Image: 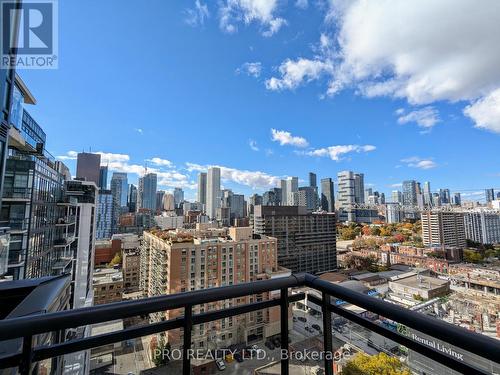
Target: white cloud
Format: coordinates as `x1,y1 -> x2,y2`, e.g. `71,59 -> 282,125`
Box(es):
266,0 -> 500,133
303,144 -> 376,161
265,58 -> 332,91
295,0 -> 308,9
401,157 -> 437,170
57,151 -> 78,160
96,152 -> 130,164
148,157 -> 173,167
134,128 -> 144,134
184,0 -> 210,27
248,139 -> 259,151
397,107 -> 440,129
237,62 -> 262,78
463,88 -> 500,133
270,128 -> 309,148
185,162 -> 281,189
219,0 -> 286,36
390,183 -> 403,188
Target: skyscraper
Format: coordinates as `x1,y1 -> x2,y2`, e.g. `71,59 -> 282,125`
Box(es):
298,186 -> 317,211
485,188 -> 495,203
423,181 -> 432,206
99,165 -> 108,189
128,184 -> 137,212
197,172 -> 207,205
173,187 -> 184,208
206,167 -> 221,219
439,189 -> 451,205
321,178 -> 335,212
337,171 -> 365,208
76,152 -> 101,185
97,190 -> 113,239
280,179 -> 287,206
391,190 -> 403,204
138,173 -> 157,211
402,180 -> 418,206
110,172 -> 128,233
309,172 -> 317,188
156,190 -> 165,211
286,177 -> 298,205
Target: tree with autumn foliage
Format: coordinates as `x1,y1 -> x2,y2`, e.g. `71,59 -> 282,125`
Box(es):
342,352 -> 411,375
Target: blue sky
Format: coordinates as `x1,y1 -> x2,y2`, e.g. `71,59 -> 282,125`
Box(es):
19,0 -> 500,201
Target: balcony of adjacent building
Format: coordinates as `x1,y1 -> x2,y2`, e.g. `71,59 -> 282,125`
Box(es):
0,273 -> 499,375
1,187 -> 32,202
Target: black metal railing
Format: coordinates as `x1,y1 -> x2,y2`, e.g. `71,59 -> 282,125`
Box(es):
0,273 -> 499,375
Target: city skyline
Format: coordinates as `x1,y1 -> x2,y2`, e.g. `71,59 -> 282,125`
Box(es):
19,1 -> 500,201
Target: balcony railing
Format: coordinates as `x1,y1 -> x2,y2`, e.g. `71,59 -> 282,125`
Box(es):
0,274 -> 499,375
1,187 -> 32,200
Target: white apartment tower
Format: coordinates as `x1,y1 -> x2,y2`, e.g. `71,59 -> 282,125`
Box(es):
206,167 -> 221,219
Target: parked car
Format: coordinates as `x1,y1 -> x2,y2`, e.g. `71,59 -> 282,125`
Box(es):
215,359 -> 226,371
265,340 -> 275,350
298,317 -> 307,323
293,317 -> 297,322
311,324 -> 321,331
251,344 -> 258,351
234,352 -> 243,363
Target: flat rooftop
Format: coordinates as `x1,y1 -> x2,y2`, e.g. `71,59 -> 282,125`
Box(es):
391,274 -> 448,289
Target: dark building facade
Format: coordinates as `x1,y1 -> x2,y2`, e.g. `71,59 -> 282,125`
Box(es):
253,205 -> 337,274
321,178 -> 335,212
76,152 -> 101,185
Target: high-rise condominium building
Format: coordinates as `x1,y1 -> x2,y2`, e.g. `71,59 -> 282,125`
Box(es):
141,226 -> 290,350
254,205 -> 337,274
0,82 -> 77,279
65,180 -> 97,309
110,172 -> 128,233
320,178 -> 335,212
337,171 -> 364,208
403,180 -> 418,206
96,190 -> 113,240
128,184 -> 137,212
386,203 -> 402,223
452,193 -> 462,206
76,152 -> 101,185
485,188 -> 495,203
206,167 -> 221,219
162,193 -> 175,211
99,165 -> 108,189
138,173 -> 157,211
156,190 -> 165,211
423,181 -> 432,206
280,179 -> 287,206
298,186 -> 317,211
309,172 -> 317,188
286,177 -> 299,205
392,190 -> 403,204
262,188 -> 281,206
174,187 -> 184,208
197,172 -> 207,206
464,211 -> 500,245
439,189 -> 451,205
421,210 -> 466,248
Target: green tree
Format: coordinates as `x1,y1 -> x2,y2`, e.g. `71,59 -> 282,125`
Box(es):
340,227 -> 358,240
108,252 -> 122,267
342,352 -> 411,375
463,249 -> 484,263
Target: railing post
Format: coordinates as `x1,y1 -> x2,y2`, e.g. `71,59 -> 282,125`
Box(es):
19,335 -> 33,375
322,292 -> 334,375
182,305 -> 192,375
280,287 -> 289,375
